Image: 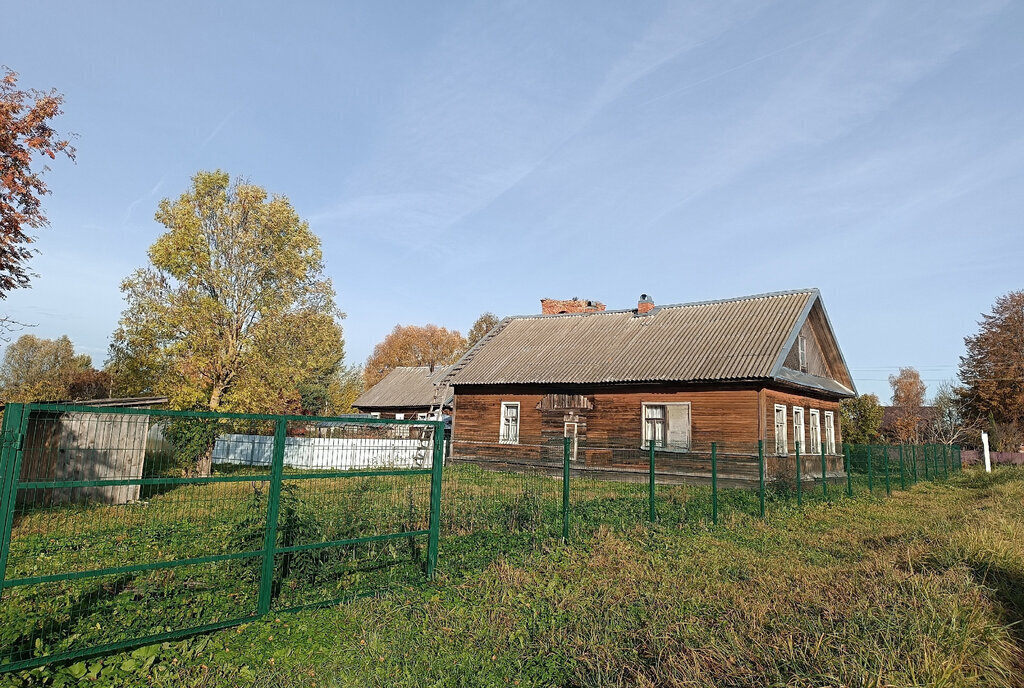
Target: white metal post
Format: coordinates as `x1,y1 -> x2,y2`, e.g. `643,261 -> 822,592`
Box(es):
982,431 -> 992,473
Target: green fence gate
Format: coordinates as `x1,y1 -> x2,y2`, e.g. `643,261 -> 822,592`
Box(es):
0,403 -> 444,672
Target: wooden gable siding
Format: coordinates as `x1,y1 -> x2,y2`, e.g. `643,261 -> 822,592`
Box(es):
782,318 -> 831,379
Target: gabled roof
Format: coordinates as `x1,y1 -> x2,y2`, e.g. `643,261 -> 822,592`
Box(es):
444,289 -> 855,397
354,366 -> 454,409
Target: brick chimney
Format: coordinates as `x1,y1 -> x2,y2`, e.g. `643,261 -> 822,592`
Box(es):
540,297 -> 606,315
637,294 -> 655,315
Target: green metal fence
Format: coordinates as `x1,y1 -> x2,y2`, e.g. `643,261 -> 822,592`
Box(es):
0,406 -> 967,672
0,403 -> 444,673
441,434 -> 964,570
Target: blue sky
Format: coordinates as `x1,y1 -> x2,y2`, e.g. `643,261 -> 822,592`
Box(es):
2,1 -> 1022,401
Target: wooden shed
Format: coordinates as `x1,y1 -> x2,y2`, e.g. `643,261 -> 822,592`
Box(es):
16,397 -> 167,506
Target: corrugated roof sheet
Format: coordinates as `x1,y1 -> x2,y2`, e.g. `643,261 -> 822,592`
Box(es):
354,366 -> 453,409
449,290 -> 818,386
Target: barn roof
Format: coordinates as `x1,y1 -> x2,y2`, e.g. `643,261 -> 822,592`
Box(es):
444,289 -> 854,396
354,366 -> 454,409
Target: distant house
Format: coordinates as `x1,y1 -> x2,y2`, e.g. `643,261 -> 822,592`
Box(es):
353,366 -> 453,420
443,290 -> 856,479
880,405 -> 937,443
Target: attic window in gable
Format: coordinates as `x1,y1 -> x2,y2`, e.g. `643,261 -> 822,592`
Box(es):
798,335 -> 808,373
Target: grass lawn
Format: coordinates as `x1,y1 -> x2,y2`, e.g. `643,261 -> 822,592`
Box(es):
3,466 -> 1023,687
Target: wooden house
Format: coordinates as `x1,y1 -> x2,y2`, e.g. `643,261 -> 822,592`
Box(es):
442,290 -> 855,482
353,365 -> 453,420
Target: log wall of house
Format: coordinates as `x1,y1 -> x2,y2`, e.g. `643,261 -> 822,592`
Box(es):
453,383 -> 847,477
761,389 -> 844,477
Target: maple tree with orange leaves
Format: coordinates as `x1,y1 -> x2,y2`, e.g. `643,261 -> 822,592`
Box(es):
364,324 -> 467,388
0,67 -> 75,298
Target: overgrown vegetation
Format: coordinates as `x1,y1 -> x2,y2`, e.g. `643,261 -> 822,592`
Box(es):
3,466 -> 1024,686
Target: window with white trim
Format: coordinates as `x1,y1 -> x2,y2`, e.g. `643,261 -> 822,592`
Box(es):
499,402 -> 520,444
774,404 -> 788,455
642,402 -> 690,451
369,412 -> 381,419
824,411 -> 836,454
798,335 -> 808,373
792,407 -> 805,454
808,409 -> 821,454
394,413 -> 405,420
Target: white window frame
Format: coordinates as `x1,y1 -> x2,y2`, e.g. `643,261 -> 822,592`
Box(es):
808,409 -> 821,454
824,411 -> 836,454
394,413 -> 405,420
369,412 -> 381,419
792,406 -> 805,455
642,403 -> 666,450
641,402 -> 691,452
774,404 -> 788,455
798,335 -> 808,373
499,401 -> 520,444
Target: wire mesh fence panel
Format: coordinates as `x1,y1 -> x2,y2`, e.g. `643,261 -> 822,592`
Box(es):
567,440 -> 648,540
0,404 -> 443,673
267,419 -> 438,612
0,406 -> 273,671
440,436 -> 564,574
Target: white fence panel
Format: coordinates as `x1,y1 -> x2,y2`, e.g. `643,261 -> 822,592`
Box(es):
212,434 -> 430,470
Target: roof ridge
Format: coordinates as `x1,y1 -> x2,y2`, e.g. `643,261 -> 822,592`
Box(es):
502,288 -> 819,322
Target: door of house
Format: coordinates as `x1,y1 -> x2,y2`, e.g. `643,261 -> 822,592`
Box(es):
564,422 -> 578,462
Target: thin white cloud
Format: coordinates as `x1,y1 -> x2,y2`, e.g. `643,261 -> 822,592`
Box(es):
120,176 -> 165,226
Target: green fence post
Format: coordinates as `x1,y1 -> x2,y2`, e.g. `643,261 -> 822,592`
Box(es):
844,445 -> 853,497
796,441 -> 802,507
923,444 -> 929,480
0,403 -> 27,592
257,417 -> 287,616
943,444 -> 949,478
957,445 -> 962,472
711,442 -> 718,525
934,444 -> 940,480
867,445 -> 873,493
884,446 -> 891,496
912,444 -> 918,484
562,436 -> 570,542
426,420 -> 445,579
648,438 -> 656,523
758,440 -> 766,519
899,445 -> 906,490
